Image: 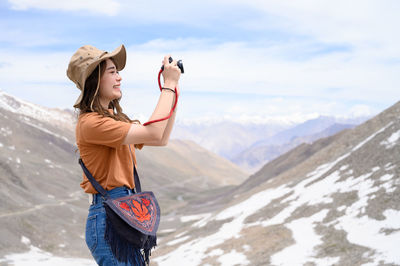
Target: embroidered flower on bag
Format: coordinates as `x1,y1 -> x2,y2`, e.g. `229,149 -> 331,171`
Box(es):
142,198 -> 150,206
120,202 -> 130,211
131,199 -> 151,222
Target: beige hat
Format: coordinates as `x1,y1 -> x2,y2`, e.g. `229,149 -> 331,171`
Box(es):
67,44 -> 126,106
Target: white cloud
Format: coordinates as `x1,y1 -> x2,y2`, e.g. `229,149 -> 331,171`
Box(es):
349,104 -> 374,118
220,0 -> 400,45
1,0 -> 399,122
8,0 -> 120,16
0,34 -> 394,122
123,38 -> 400,102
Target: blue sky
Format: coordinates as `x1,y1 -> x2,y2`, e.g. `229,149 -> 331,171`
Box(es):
0,0 -> 399,124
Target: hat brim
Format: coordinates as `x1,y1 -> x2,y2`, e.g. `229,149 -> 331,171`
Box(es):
74,44 -> 126,107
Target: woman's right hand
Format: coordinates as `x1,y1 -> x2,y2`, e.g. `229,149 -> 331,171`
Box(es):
162,55 -> 181,89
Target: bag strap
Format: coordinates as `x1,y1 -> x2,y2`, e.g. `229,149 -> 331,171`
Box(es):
78,158 -> 109,198
133,163 -> 142,193
130,145 -> 142,193
78,146 -> 142,196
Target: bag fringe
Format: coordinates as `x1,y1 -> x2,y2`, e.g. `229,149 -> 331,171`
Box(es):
105,217 -> 157,265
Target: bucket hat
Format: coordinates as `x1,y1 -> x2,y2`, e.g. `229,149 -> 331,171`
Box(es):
67,44 -> 126,107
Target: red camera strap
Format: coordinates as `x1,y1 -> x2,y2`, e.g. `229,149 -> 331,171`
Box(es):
142,69 -> 178,126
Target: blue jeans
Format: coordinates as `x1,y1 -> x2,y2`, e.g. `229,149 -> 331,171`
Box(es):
86,187 -> 145,266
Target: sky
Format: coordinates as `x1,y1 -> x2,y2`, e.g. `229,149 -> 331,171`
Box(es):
0,0 -> 399,124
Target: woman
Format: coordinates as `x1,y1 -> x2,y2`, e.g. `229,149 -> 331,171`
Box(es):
67,44 -> 181,265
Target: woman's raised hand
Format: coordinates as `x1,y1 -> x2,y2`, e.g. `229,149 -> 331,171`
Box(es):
162,55 -> 181,89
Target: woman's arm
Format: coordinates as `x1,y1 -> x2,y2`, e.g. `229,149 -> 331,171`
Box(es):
122,55 -> 180,145
143,106 -> 177,146
143,84 -> 179,146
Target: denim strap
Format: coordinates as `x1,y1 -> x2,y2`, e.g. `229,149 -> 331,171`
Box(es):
78,156 -> 142,197
129,145 -> 142,193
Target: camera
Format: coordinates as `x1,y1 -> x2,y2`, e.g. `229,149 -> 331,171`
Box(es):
161,57 -> 184,74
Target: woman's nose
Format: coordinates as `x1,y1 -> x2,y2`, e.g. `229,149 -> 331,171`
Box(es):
117,73 -> 122,81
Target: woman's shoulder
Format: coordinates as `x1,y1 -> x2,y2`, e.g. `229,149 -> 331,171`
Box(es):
78,112 -> 107,123
76,112 -> 107,131
77,112 -> 131,132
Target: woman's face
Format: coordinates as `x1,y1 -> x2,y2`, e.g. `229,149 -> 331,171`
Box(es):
99,58 -> 122,108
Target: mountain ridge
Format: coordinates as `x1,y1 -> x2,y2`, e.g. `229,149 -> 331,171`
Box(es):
152,100 -> 400,265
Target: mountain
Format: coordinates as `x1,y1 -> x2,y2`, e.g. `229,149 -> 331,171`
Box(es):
0,91 -> 247,261
0,99 -> 84,259
233,123 -> 355,173
171,121 -> 290,160
151,101 -> 400,265
0,90 -> 75,132
172,115 -> 365,174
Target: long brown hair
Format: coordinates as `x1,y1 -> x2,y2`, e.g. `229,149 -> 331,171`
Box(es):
74,59 -> 139,124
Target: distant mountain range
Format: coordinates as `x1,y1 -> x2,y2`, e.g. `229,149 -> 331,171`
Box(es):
152,101 -> 400,265
171,120 -> 289,160
173,114 -> 368,173
233,122 -> 357,173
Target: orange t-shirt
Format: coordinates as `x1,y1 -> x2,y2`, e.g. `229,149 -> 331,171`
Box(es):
76,111 -> 137,194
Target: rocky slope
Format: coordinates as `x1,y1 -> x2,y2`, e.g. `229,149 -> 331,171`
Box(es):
152,101 -> 400,265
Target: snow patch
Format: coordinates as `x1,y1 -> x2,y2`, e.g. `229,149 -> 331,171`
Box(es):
167,236 -> 190,246
352,122 -> 393,152
0,245 -> 95,266
372,166 -> 380,172
208,248 -> 224,257
21,236 -> 31,245
1,126 -> 12,136
180,213 -> 211,223
159,229 -> 175,234
380,179 -> 396,194
384,162 -> 394,170
217,249 -> 249,266
335,209 -> 400,264
191,213 -> 213,228
242,244 -> 251,252
271,210 -> 339,266
380,174 -> 394,182
175,231 -> 187,238
380,130 -> 400,149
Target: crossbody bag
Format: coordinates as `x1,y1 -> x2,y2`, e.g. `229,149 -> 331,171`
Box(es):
78,158 -> 160,265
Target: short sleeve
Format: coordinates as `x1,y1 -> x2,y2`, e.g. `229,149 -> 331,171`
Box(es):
78,113 -> 131,148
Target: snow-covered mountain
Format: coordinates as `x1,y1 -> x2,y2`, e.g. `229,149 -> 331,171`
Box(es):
0,89 -> 76,132
171,120 -> 289,160
152,101 -> 400,265
234,123 -> 356,173
172,114 -> 364,173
